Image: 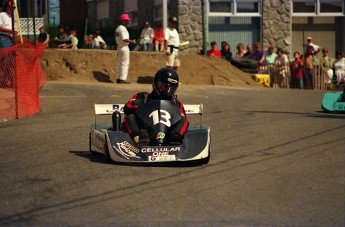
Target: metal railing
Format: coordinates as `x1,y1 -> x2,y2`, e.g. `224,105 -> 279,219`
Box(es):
261,63 -> 331,90
19,18 -> 44,35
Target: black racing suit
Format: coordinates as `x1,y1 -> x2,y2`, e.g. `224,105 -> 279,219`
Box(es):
123,91 -> 189,145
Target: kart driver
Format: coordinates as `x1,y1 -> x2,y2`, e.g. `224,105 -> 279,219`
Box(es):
123,67 -> 189,145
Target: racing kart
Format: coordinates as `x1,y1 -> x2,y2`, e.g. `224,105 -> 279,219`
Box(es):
89,100 -> 210,164
321,87 -> 345,113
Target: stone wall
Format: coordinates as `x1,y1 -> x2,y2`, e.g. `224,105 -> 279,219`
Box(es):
262,0 -> 292,54
177,0 -> 203,53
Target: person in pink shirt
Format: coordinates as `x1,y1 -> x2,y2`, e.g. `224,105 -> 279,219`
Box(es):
207,41 -> 221,58
154,23 -> 164,52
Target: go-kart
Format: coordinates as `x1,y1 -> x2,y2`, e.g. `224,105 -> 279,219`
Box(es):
89,100 -> 210,164
321,87 -> 345,113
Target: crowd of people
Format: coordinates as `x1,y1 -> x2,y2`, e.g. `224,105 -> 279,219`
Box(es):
204,37 -> 345,90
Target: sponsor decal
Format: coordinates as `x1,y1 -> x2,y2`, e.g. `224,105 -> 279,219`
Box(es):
335,103 -> 345,110
113,141 -> 140,159
167,78 -> 178,84
141,146 -> 180,153
156,132 -> 165,140
148,154 -> 176,161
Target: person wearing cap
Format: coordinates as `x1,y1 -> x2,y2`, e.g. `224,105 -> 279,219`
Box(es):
0,0 -> 17,48
304,36 -> 320,55
164,16 -> 180,71
138,21 -> 154,51
115,13 -> 136,84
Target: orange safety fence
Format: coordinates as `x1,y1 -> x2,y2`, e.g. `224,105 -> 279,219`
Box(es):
0,41 -> 46,120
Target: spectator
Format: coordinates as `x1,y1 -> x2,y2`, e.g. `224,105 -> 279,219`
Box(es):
37,26 -> 49,47
58,28 -> 78,49
304,45 -> 315,89
252,42 -> 265,73
235,43 -> 245,59
0,0 -> 17,48
304,36 -> 320,55
164,16 -> 180,71
274,48 -> 288,88
333,50 -> 345,89
138,21 -> 154,51
243,44 -> 253,59
221,42 -> 232,62
319,48 -> 333,88
290,51 -> 304,89
115,13 -> 136,83
53,26 -> 68,47
207,41 -> 221,58
265,46 -> 277,65
92,29 -> 107,49
154,23 -> 164,52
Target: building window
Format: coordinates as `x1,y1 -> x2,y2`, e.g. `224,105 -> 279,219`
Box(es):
292,0 -> 344,16
124,0 -> 138,26
97,0 -> 109,20
208,0 -> 261,16
320,0 -> 343,13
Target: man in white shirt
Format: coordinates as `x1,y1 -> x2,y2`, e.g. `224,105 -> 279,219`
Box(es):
0,0 -> 16,48
92,29 -> 107,49
164,17 -> 180,71
115,13 -> 136,84
304,36 -> 320,55
139,22 -> 154,51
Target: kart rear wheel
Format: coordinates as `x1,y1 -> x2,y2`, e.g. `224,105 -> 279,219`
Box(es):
89,133 -> 98,155
199,137 -> 211,165
103,141 -> 111,161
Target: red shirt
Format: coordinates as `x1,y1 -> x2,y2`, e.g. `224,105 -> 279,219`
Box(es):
290,58 -> 303,79
207,49 -> 221,58
154,28 -> 164,42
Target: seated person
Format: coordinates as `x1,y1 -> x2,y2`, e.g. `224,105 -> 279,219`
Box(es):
123,67 -> 189,145
207,41 -> 221,58
92,29 -> 107,49
243,44 -> 253,59
138,22 -> 154,51
221,42 -> 232,62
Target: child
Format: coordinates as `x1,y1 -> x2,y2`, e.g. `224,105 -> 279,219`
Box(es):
290,51 -> 304,89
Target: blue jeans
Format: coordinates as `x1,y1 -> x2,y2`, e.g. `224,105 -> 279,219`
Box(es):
0,34 -> 12,48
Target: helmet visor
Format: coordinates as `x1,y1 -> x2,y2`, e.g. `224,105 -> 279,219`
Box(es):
158,81 -> 177,96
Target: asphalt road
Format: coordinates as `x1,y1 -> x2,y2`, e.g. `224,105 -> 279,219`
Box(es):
0,81 -> 344,226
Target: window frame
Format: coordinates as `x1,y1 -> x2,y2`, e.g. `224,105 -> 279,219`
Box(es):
292,0 -> 344,17
207,0 -> 262,17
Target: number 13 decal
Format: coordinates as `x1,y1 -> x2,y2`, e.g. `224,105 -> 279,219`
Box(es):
149,110 -> 171,127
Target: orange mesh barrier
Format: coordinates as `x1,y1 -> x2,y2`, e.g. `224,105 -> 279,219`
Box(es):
0,42 -> 46,120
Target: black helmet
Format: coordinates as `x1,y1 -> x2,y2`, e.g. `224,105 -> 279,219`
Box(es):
153,67 -> 179,98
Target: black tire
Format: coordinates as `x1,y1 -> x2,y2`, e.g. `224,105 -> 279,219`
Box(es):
199,137 -> 211,165
89,133 -> 98,155
240,68 -> 259,74
231,58 -> 258,70
103,140 -> 111,161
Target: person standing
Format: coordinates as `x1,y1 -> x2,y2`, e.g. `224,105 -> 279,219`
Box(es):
290,51 -> 304,89
115,13 -> 136,84
304,36 -> 320,56
333,50 -> 345,89
0,0 -> 16,48
164,17 -> 180,71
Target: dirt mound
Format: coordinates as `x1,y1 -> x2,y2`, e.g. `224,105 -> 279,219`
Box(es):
40,49 -> 259,87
